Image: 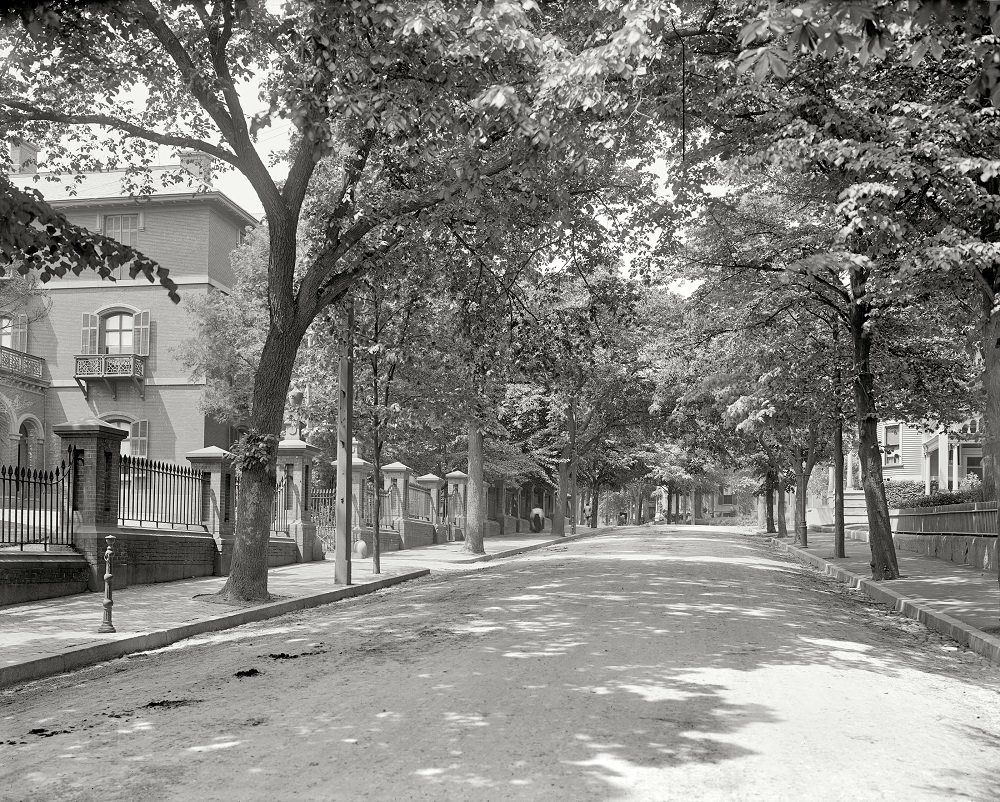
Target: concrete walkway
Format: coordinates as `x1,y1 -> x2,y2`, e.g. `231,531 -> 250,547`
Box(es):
0,527 -> 612,688
764,527 -> 1000,664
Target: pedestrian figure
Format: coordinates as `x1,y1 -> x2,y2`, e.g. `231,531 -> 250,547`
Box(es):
583,502 -> 593,527
618,511 -> 628,525
530,507 -> 544,532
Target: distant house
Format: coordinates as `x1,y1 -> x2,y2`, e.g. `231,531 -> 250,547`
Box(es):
875,418 -> 983,493
3,141 -> 257,467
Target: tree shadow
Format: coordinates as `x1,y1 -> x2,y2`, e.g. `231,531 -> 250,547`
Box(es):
3,529 -> 999,801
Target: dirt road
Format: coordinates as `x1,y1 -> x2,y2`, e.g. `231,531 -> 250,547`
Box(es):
2,527 -> 999,801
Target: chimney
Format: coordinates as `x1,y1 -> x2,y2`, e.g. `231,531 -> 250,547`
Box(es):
9,139 -> 39,174
179,149 -> 214,186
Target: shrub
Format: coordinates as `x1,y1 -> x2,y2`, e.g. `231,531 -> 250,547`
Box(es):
883,481 -> 925,510
911,487 -> 983,508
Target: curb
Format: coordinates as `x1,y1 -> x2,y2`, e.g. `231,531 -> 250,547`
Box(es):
0,568 -> 429,689
453,526 -> 618,564
762,535 -> 1000,665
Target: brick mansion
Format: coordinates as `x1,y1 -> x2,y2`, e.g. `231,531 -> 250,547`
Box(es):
2,141 -> 258,469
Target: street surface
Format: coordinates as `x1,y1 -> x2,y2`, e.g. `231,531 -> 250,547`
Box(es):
2,526 -> 1000,801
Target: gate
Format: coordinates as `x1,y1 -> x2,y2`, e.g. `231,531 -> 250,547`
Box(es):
0,447 -> 76,551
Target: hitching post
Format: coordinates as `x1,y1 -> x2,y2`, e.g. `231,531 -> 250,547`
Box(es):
98,534 -> 116,633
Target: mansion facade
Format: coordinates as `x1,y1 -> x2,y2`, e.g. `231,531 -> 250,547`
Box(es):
2,141 -> 257,468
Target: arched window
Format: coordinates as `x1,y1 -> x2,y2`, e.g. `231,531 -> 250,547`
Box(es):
0,316 -> 11,350
102,313 -> 134,354
80,310 -> 149,356
103,418 -> 149,458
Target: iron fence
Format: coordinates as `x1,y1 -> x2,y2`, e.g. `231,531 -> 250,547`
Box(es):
119,455 -> 207,530
407,485 -> 434,521
0,448 -> 75,550
232,471 -> 291,535
446,491 -> 465,527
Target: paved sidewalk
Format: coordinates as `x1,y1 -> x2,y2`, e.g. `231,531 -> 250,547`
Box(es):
0,527 -> 613,688
762,528 -> 1000,664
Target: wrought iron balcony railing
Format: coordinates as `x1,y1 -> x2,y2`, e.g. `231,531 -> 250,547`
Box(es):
74,354 -> 146,399
0,345 -> 44,382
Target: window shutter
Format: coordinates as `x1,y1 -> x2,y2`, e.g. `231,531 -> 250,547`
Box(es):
81,313 -> 99,354
137,211 -> 145,231
131,420 -> 148,458
12,314 -> 27,352
134,310 -> 150,356
95,214 -> 103,232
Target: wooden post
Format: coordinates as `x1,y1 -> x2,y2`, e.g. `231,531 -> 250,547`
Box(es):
335,303 -> 354,585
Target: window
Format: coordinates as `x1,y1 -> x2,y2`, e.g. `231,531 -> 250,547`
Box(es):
103,214 -> 139,247
883,424 -> 901,466
0,314 -> 27,351
81,311 -> 150,356
105,418 -> 148,458
966,456 -> 983,481
103,313 -> 133,354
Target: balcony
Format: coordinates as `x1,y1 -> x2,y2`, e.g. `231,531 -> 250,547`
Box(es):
0,345 -> 45,386
74,354 -> 146,399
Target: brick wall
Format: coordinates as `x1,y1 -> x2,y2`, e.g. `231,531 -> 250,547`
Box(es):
0,554 -> 90,606
207,208 -> 239,288
267,536 -> 300,567
76,529 -> 217,590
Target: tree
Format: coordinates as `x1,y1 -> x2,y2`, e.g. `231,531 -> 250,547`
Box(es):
2,0 -> 635,600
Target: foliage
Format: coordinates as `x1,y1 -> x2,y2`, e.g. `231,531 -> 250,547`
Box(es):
883,480 -> 927,510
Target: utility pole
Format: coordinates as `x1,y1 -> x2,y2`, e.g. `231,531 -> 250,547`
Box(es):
335,301 -> 354,585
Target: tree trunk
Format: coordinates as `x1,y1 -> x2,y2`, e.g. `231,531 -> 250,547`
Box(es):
464,421 -> 486,554
666,484 -> 673,524
219,324 -> 302,603
792,445 -> 807,546
776,479 -> 788,538
553,444 -> 570,536
834,412 -> 846,558
849,266 -> 900,580
591,484 -> 600,527
372,441 -> 382,575
633,483 -> 643,525
794,461 -> 810,548
765,469 -> 776,533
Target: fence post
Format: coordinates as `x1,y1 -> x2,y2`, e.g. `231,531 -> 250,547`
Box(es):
382,461 -> 412,520
53,419 -> 128,591
278,437 -> 321,562
414,473 -> 446,542
186,446 -> 235,575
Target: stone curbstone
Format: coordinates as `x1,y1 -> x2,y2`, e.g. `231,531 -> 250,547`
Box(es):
762,535 -> 1000,666
0,568 -> 429,689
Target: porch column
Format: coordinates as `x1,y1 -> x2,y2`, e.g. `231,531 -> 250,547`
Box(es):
54,419 -> 127,591
846,451 -> 856,490
278,437 -> 322,562
923,447 -> 932,495
186,446 -> 236,575
952,442 -> 961,490
937,433 -> 951,489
